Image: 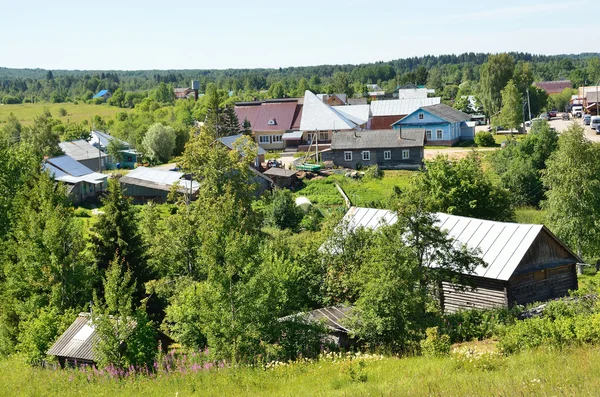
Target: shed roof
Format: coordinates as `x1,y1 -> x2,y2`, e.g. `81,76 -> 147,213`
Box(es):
120,167 -> 199,193
534,80 -> 572,94
282,130 -> 304,140
263,167 -> 298,177
300,90 -> 358,131
218,134 -> 267,155
44,155 -> 107,184
90,131 -> 130,150
337,207 -> 581,281
59,140 -> 107,161
280,306 -> 352,333
419,103 -> 471,123
331,129 -> 424,150
47,313 -> 97,361
370,97 -> 441,117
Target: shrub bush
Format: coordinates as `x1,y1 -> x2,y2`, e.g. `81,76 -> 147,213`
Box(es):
363,165 -> 383,179
58,108 -> 67,117
441,307 -> 519,343
1,95 -> 21,104
420,327 -> 451,356
474,131 -> 495,147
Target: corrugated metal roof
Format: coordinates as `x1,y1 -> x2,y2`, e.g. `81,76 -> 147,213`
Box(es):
331,129 -> 424,150
44,156 -> 108,184
338,207 -> 576,281
282,130 -> 303,140
332,105 -> 371,126
263,167 -> 298,177
235,100 -> 300,132
300,90 -> 358,131
120,167 -> 199,193
218,134 -> 267,155
90,131 -> 130,150
59,140 -> 107,161
370,97 -> 441,117
280,306 -> 352,333
47,313 -> 97,361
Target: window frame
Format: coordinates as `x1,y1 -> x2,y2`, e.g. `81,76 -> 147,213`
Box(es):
384,150 -> 392,160
418,113 -> 424,120
271,134 -> 283,143
436,129 -> 443,139
344,151 -> 353,161
258,135 -> 271,144
319,131 -> 329,141
426,130 -> 432,140
362,151 -> 371,161
402,149 -> 410,159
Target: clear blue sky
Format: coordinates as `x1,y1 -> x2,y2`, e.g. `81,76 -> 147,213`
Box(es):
0,0 -> 594,70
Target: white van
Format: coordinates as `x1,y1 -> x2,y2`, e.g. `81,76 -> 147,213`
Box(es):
591,116 -> 600,130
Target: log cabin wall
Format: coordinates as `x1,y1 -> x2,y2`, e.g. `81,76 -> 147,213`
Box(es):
507,229 -> 578,306
441,276 -> 508,313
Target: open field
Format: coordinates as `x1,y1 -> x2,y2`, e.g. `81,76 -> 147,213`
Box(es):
0,103 -> 122,126
3,346 -> 600,396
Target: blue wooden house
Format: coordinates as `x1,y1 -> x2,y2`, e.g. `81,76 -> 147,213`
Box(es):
392,104 -> 474,146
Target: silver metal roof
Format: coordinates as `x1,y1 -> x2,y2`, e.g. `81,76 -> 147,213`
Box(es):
47,313 -> 97,362
339,207 -> 567,281
332,105 -> 371,126
300,90 -> 358,131
218,134 -> 267,155
44,156 -> 107,184
330,129 -> 424,150
370,97 -> 441,117
59,140 -> 107,161
282,130 -> 304,140
280,306 -> 352,333
120,167 -> 200,193
90,130 -> 130,150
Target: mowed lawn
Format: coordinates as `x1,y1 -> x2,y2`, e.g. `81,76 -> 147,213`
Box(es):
0,103 -> 122,126
3,346 -> 600,396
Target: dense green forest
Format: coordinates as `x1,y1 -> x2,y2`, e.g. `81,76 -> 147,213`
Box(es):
1,52 -> 599,106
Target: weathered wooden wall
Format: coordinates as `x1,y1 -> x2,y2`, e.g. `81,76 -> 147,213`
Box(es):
508,264 -> 577,306
441,276 -> 507,313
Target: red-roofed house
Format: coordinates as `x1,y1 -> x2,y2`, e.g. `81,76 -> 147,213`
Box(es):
235,99 -> 303,150
534,80 -> 572,95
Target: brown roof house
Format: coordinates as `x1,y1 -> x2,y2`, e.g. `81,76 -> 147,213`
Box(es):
534,80 -> 572,95
235,99 -> 303,151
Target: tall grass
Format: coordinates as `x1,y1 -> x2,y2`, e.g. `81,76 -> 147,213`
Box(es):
0,103 -> 123,126
3,346 -> 600,396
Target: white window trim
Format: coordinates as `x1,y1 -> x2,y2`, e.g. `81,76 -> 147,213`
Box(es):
259,135 -> 271,144
436,129 -> 443,139
418,113 -> 424,120
384,150 -> 391,160
344,151 -> 352,161
272,134 -> 283,143
426,130 -> 432,140
362,151 -> 371,161
402,149 -> 410,159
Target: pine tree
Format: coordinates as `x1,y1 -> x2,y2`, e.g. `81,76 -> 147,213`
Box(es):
222,104 -> 241,136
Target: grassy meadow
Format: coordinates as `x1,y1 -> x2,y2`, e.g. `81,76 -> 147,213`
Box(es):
2,346 -> 600,396
0,102 -> 122,126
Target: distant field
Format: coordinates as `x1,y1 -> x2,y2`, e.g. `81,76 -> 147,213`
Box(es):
0,103 -> 122,126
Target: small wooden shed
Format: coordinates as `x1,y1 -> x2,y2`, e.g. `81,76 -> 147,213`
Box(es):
335,207 -> 581,312
263,167 -> 299,188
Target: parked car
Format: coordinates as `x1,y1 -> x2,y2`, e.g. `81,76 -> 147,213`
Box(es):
591,116 -> 600,130
584,114 -> 592,125
539,113 -> 549,121
548,110 -> 557,118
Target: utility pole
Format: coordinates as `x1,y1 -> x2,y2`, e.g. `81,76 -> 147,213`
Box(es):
596,80 -> 599,118
526,88 -> 532,121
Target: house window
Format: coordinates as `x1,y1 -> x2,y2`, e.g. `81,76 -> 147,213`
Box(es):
362,151 -> 371,161
436,129 -> 443,139
272,135 -> 283,143
127,156 -> 132,162
344,151 -> 352,161
259,135 -> 270,144
402,149 -> 410,159
384,150 -> 391,160
319,131 -> 329,141
426,130 -> 432,140
418,113 -> 424,120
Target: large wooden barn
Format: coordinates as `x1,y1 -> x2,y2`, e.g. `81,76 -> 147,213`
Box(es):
336,207 -> 581,312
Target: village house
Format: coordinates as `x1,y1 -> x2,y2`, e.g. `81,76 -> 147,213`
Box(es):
90,130 -> 139,169
392,103 -> 474,146
234,98 -> 303,151
534,80 -> 572,95
330,129 -> 424,170
392,83 -> 435,99
92,90 -> 112,101
316,93 -> 347,106
119,167 -> 200,203
59,139 -> 108,172
217,133 -> 266,169
369,97 -> 441,130
366,84 -> 385,99
43,155 -> 108,204
337,207 -> 580,312
263,167 -> 299,189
